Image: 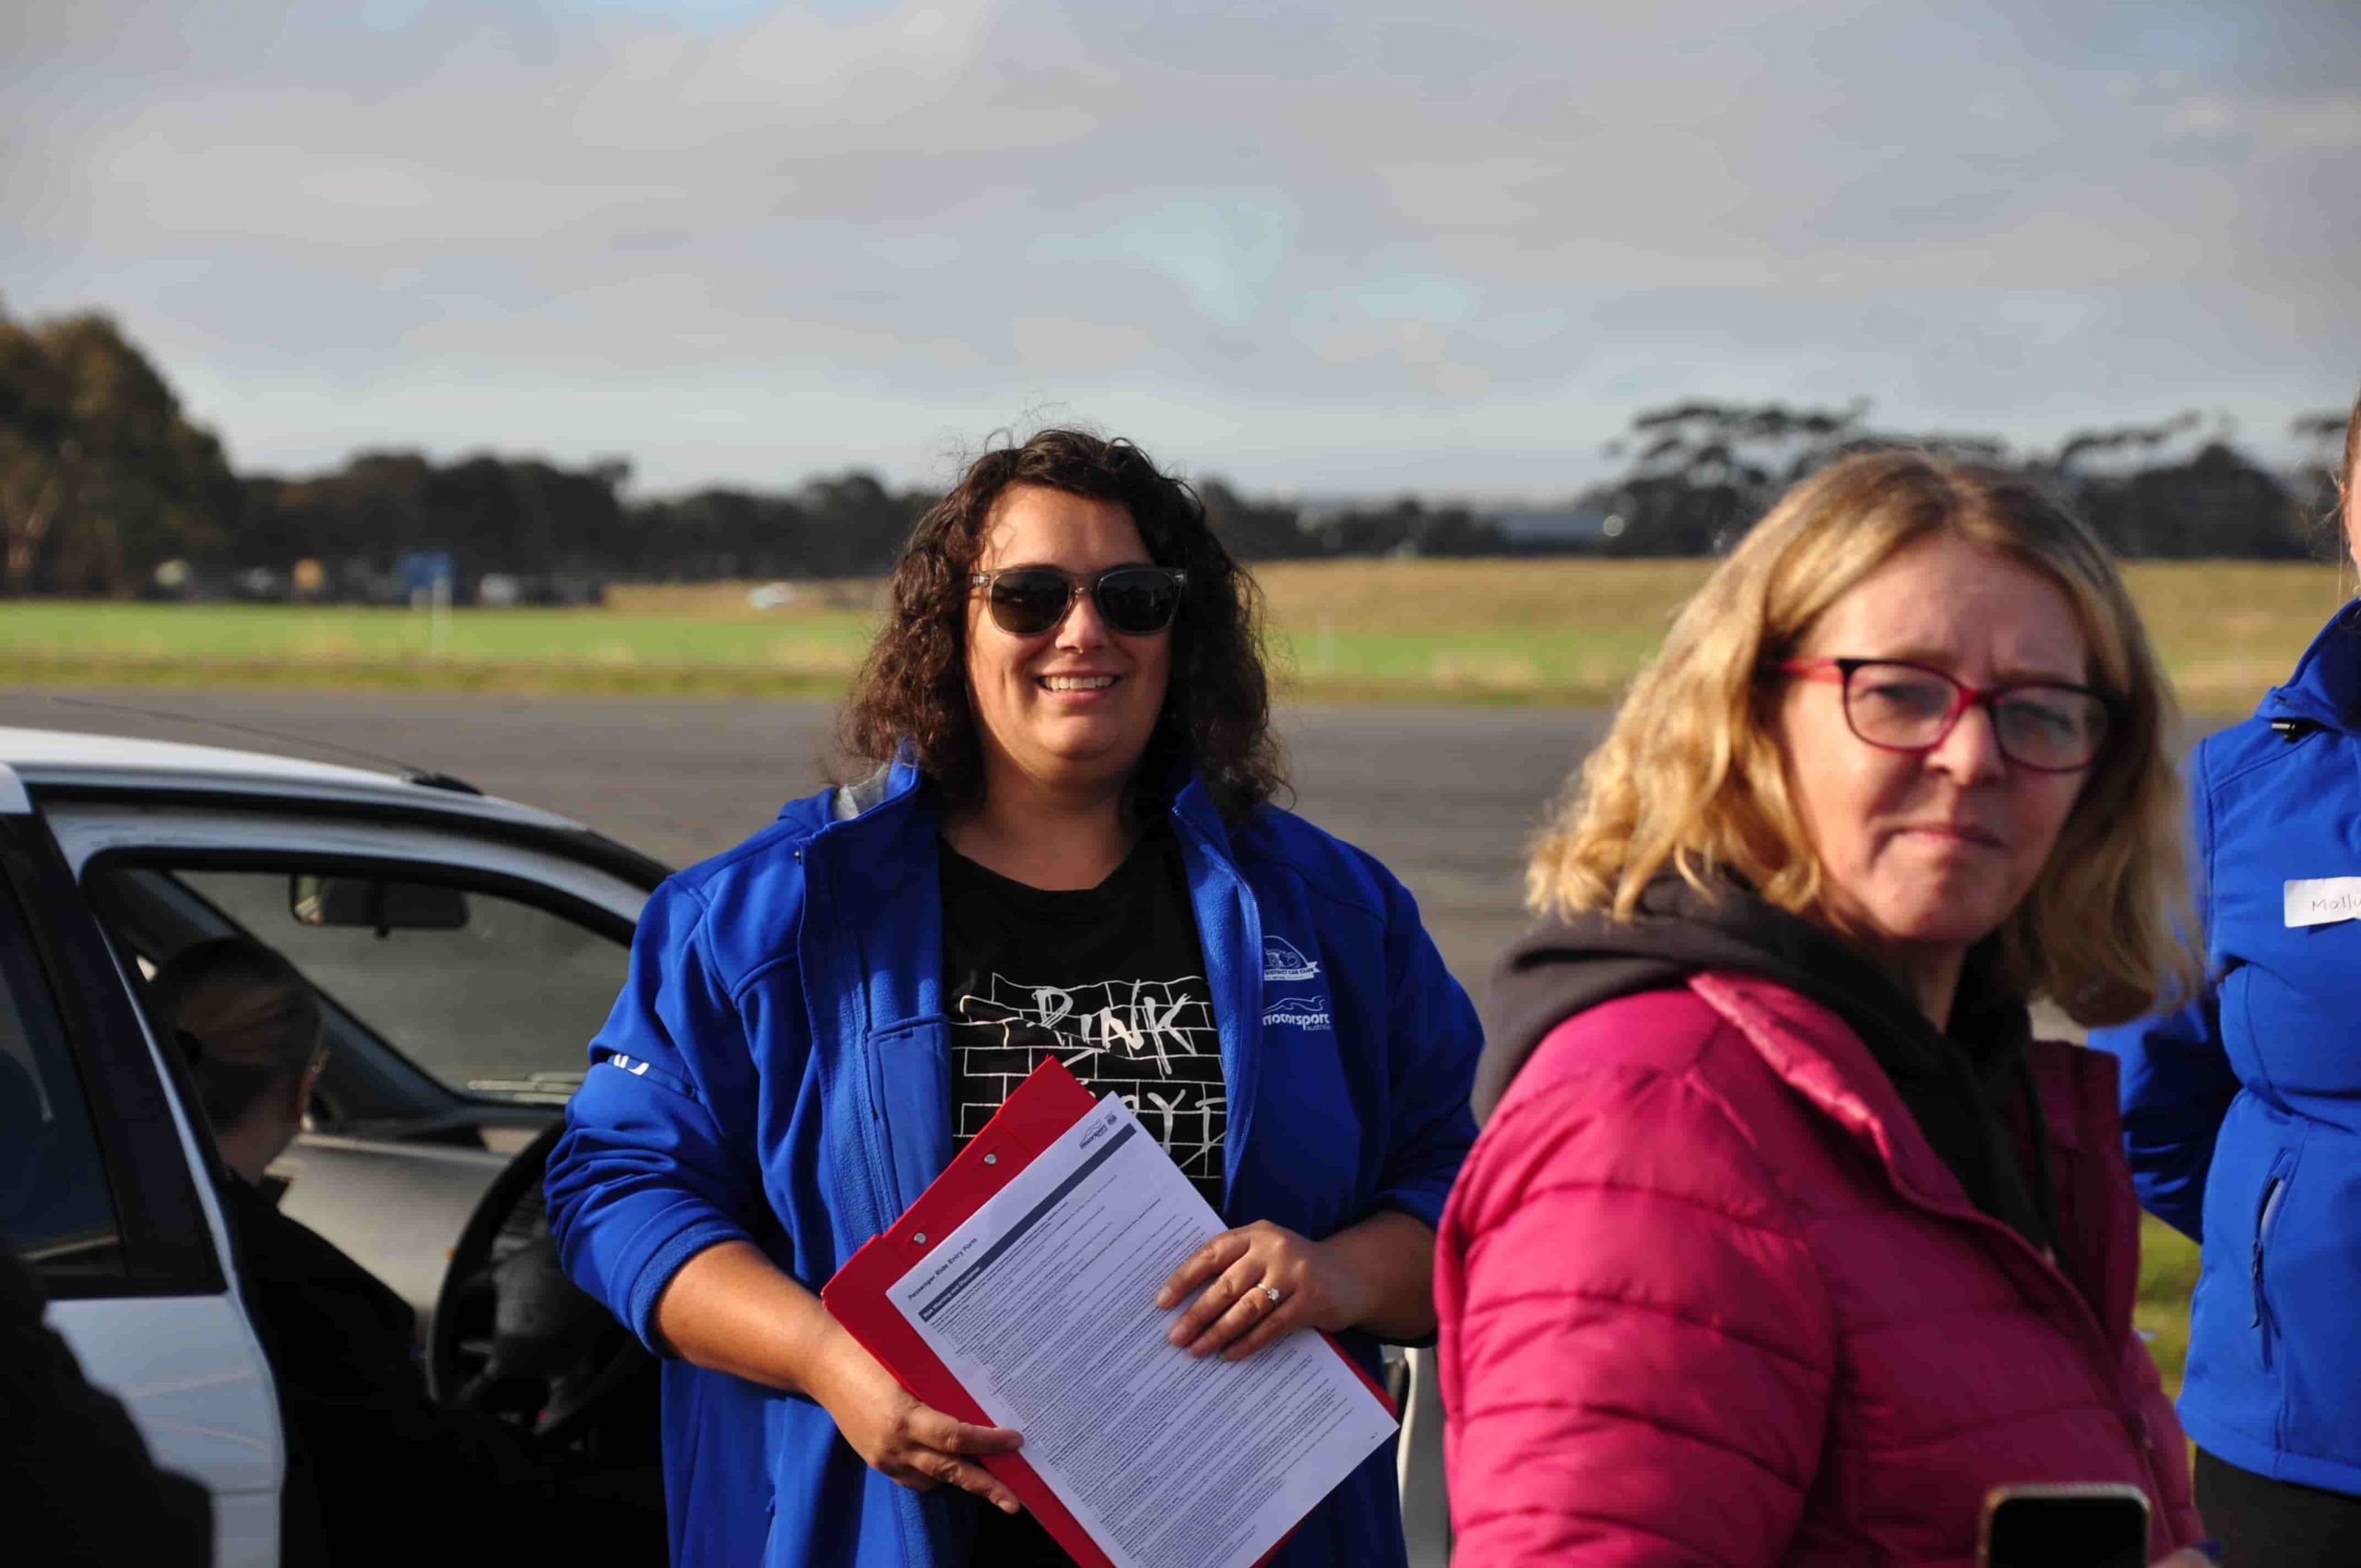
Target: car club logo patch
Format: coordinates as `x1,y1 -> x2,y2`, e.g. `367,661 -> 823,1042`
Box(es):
1262,935 -> 1320,982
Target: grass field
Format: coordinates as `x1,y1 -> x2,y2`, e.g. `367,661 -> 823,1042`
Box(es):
3,557 -> 2351,713
2139,1216 -> 2202,1399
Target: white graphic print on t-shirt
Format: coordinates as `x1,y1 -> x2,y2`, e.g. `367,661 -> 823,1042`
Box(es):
951,970 -> 1226,1192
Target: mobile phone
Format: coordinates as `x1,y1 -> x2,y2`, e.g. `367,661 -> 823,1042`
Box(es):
1978,1483 -> 2150,1568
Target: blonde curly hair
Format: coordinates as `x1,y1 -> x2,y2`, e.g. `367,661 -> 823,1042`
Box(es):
1526,449 -> 2198,1026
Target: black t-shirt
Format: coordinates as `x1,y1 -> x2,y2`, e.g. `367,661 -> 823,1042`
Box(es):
940,823 -> 1228,1564
940,823 -> 1228,1210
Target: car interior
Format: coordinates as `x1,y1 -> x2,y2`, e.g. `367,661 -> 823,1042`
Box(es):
82,853 -> 661,1486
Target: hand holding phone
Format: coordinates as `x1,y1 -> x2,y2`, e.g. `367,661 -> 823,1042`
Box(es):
1978,1483 -> 2149,1568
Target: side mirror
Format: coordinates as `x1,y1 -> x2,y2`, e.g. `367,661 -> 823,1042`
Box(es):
291,875 -> 469,935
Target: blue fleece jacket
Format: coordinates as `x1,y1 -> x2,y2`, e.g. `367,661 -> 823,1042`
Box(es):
545,762 -> 1481,1566
2090,600 -> 2361,1494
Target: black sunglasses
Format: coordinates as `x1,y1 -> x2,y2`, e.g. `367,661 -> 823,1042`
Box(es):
967,564 -> 1188,637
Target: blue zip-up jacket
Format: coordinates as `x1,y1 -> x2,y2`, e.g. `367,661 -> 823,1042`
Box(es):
2090,600 -> 2361,1495
545,761 -> 1482,1566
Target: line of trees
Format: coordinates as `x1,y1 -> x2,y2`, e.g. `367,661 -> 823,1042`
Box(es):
1,302 -> 2347,600
1591,399 -> 2345,559
1,311 -> 242,595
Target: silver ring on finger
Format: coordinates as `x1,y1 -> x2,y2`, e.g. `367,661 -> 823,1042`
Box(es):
1262,1284 -> 1282,1307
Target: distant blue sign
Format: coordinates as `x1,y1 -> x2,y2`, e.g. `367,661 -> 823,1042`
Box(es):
398,551 -> 456,598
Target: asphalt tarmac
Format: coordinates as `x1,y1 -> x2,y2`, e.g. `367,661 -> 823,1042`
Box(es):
0,688 -> 1608,996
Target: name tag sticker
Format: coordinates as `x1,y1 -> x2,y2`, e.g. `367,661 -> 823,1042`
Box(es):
2284,876 -> 2361,929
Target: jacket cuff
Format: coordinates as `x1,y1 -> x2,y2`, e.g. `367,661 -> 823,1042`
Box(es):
624,1216 -> 755,1353
1371,1182 -> 1448,1236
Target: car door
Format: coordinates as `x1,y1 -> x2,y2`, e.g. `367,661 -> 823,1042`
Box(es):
0,765 -> 283,1568
42,797 -> 648,1327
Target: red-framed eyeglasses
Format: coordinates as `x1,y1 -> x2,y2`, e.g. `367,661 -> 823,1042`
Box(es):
1776,657 -> 2118,774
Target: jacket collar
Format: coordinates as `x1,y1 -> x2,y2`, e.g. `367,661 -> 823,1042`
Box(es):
1689,968 -> 2123,1248
1690,970 -> 1978,1219
815,755 -> 1238,862
1166,766 -> 1233,852
801,758 -> 934,891
825,758 -> 919,823
799,754 -> 1243,995
2259,599 -> 2361,735
1691,971 -> 2141,1351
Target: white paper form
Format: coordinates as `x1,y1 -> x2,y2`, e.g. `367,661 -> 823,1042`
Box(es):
884,1094 -> 1398,1568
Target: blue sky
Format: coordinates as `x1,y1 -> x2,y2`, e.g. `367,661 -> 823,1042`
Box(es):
3,0 -> 2355,498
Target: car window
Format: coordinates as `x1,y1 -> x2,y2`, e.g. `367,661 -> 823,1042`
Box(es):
0,882 -> 125,1281
169,869 -> 626,1105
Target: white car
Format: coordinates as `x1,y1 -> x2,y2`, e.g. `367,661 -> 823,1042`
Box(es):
0,723 -> 1451,1567
1,725 -> 664,1565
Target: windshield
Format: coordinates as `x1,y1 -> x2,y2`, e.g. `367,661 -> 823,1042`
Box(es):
166,867 -> 626,1104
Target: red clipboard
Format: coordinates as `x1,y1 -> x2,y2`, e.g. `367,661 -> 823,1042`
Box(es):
821,1057 -> 1398,1568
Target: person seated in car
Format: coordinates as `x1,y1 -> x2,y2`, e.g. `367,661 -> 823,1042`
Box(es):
150,935 -> 663,1566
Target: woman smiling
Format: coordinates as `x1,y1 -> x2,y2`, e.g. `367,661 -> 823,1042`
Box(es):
548,429 -> 1480,1568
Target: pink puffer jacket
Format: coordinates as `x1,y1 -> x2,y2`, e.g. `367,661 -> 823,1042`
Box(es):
1436,972 -> 2201,1565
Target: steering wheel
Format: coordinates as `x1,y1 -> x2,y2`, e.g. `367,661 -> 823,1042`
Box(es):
427,1123 -> 651,1451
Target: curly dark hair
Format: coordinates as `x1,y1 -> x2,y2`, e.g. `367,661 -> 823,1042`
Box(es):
838,428 -> 1285,821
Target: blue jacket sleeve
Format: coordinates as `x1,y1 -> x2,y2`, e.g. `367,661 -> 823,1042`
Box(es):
545,879 -> 767,1351
2101,989 -> 2236,1241
2087,741 -> 2240,1242
1369,868 -> 1482,1237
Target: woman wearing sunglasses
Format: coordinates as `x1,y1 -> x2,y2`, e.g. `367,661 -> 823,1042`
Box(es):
2092,384 -> 2361,1567
1437,451 -> 2212,1564
548,428 -> 1480,1568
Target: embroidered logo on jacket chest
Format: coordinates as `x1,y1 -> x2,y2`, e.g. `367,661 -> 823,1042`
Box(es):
1263,934 -> 1320,982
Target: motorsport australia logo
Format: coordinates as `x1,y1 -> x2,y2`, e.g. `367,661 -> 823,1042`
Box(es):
1263,935 -> 1320,982
1263,994 -> 1332,1030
